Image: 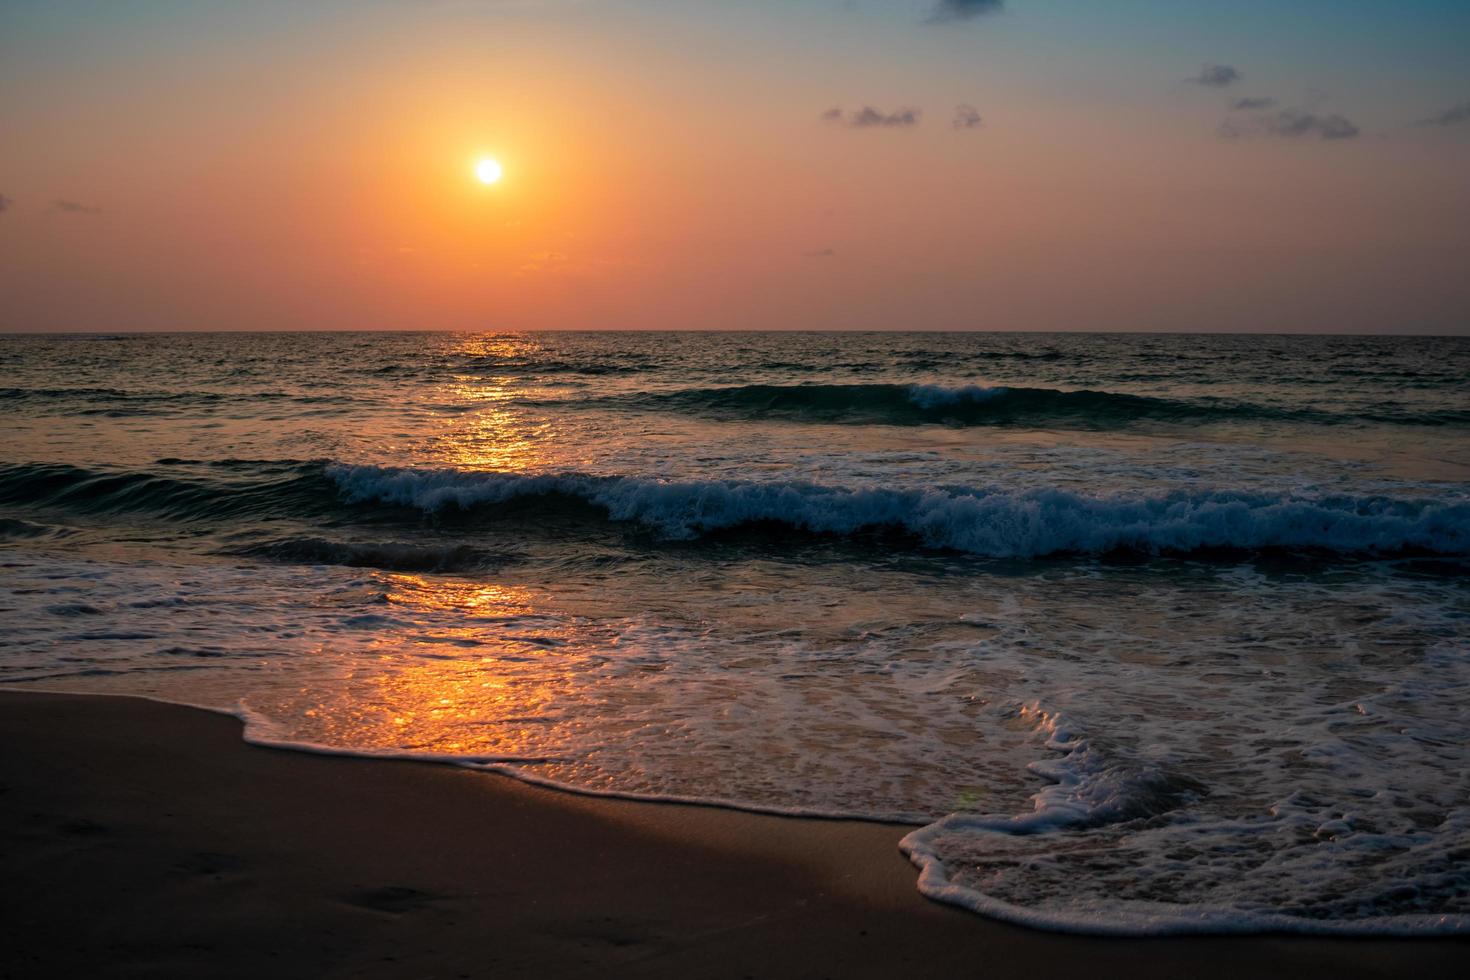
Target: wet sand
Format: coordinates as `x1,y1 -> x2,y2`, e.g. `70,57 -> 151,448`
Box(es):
2,690 -> 1466,979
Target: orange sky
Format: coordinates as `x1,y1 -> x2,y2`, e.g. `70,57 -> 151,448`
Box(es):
2,1 -> 1468,332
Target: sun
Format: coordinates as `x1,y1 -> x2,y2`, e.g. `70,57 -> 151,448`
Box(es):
475,158 -> 503,185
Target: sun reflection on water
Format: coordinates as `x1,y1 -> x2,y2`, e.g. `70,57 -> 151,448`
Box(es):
415,334 -> 567,470
262,575 -> 589,759
427,403 -> 556,471
449,333 -> 537,362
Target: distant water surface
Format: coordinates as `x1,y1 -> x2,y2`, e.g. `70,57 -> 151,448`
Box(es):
2,331 -> 1468,934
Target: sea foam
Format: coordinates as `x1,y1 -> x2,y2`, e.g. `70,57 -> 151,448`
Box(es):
899,648 -> 1470,936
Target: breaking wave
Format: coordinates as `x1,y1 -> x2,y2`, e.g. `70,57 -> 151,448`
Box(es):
327,464 -> 1469,558
4,460 -> 1467,559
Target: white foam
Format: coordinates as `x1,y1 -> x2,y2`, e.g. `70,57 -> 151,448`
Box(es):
900,634 -> 1470,935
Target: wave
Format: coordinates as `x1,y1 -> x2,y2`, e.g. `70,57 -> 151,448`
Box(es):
446,354 -> 658,377
0,386 -> 360,417
569,382 -> 1470,428
4,460 -> 1467,559
585,383 -> 1299,427
0,460 -> 339,523
327,464 -> 1470,558
7,378 -> 1464,427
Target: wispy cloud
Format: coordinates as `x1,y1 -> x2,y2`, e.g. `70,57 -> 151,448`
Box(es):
952,104 -> 983,129
0,193 -> 10,214
1222,108 -> 1359,141
1190,64 -> 1241,88
928,0 -> 1004,22
1418,101 -> 1470,127
1230,96 -> 1277,111
48,199 -> 101,215
804,247 -> 836,258
822,106 -> 921,128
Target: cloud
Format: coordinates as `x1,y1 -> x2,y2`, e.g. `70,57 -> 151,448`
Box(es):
0,194 -> 10,214
822,106 -> 921,128
1230,96 -> 1277,111
1266,110 -> 1359,140
1190,64 -> 1241,88
1419,101 -> 1470,127
804,247 -> 836,258
1222,108 -> 1360,141
928,0 -> 1004,21
952,104 -> 983,129
48,199 -> 101,215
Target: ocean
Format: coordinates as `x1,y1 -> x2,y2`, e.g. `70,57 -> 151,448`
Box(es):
1,330 -> 1467,935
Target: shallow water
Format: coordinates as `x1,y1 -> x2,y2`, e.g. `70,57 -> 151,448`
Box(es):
2,331 -> 1468,934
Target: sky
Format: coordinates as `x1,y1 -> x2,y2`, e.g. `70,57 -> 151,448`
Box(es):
1,0 -> 1468,333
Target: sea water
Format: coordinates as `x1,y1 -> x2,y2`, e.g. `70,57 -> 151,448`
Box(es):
1,331 -> 1467,934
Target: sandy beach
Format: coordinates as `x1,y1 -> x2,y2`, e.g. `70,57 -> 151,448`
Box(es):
1,690 -> 1465,979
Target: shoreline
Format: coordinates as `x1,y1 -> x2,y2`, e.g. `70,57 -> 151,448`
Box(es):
3,690 -> 1467,978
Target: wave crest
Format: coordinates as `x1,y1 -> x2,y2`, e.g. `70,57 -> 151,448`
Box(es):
329,464 -> 1470,558
6,460 -> 1465,559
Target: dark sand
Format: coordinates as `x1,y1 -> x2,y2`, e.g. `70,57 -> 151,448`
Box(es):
2,691 -> 1466,979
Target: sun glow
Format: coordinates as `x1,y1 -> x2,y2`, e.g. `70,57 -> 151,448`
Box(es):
475,157 -> 503,184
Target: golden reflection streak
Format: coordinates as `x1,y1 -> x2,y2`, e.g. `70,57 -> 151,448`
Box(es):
279,336 -> 587,754
449,333 -> 537,362
430,403 -> 554,471
290,577 -> 581,758
422,334 -> 563,471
